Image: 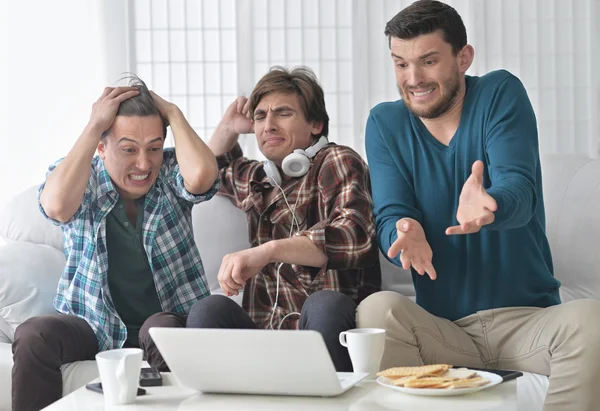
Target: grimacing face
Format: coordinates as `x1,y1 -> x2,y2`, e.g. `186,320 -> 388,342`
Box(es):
391,30 -> 470,119
97,115 -> 165,200
253,92 -> 323,165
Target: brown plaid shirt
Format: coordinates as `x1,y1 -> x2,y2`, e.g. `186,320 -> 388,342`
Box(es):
216,142 -> 381,329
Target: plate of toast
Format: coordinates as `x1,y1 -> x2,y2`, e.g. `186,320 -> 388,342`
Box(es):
376,364 -> 503,397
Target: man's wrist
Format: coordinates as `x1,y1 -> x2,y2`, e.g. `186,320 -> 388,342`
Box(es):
261,241 -> 279,264
216,122 -> 240,142
165,105 -> 183,124
83,122 -> 105,141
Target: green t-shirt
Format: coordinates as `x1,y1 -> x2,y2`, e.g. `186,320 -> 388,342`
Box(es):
106,197 -> 163,346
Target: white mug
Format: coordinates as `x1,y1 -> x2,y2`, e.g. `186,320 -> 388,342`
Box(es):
95,348 -> 143,405
339,328 -> 386,377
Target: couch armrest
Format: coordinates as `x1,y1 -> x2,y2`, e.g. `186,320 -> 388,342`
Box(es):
0,243 -> 65,337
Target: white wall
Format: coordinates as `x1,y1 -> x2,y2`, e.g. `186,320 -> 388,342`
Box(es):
0,0 -> 128,209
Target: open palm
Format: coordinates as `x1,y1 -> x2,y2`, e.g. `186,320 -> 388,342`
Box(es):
446,161 -> 497,235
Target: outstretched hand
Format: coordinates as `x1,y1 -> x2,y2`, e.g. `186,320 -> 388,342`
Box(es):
388,217 -> 437,280
446,160 -> 497,235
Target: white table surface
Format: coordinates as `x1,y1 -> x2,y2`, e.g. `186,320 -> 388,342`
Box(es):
43,373 -> 517,411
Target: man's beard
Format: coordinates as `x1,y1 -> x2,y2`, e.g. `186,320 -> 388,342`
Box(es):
398,71 -> 460,119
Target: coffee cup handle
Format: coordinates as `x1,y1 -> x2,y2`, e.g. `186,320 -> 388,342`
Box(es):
339,331 -> 348,347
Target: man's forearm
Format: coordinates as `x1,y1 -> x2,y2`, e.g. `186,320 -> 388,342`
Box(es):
263,236 -> 328,268
208,123 -> 240,157
40,124 -> 100,222
169,108 -> 218,194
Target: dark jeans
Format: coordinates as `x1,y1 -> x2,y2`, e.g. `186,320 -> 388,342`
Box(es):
12,313 -> 181,411
186,290 -> 357,371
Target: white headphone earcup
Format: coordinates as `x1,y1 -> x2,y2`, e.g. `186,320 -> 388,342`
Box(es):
282,153 -> 311,177
263,161 -> 282,186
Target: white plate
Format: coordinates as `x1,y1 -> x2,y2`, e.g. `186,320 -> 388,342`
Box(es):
376,370 -> 503,397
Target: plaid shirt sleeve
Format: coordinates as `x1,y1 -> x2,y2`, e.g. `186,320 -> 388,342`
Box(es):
37,157 -> 98,226
215,143 -> 261,207
296,147 -> 379,270
162,148 -> 220,204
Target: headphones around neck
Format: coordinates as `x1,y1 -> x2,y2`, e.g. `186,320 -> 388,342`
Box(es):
263,136 -> 329,186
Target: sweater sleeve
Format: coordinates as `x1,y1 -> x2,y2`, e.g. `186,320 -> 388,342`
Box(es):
365,111 -> 423,267
484,74 -> 540,230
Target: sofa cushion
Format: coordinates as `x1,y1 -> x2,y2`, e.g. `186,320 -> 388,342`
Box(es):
0,242 -> 65,339
0,185 -> 63,251
540,155 -> 600,302
192,195 -> 251,303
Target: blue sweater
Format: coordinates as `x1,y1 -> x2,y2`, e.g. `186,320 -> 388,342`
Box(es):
366,70 -> 561,321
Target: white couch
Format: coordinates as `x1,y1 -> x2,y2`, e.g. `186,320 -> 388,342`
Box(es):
1,154 -> 599,411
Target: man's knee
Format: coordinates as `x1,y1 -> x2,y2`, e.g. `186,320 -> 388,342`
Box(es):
13,316 -> 59,355
556,299 -> 600,342
302,290 -> 356,317
139,312 -> 185,346
187,294 -> 242,328
356,291 -> 413,328
301,291 -> 357,331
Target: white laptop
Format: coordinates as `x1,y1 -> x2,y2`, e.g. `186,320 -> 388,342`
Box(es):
149,328 -> 369,397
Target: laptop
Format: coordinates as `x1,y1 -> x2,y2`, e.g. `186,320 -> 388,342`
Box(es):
149,328 -> 369,397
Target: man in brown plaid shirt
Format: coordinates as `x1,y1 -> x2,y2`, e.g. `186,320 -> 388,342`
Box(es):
186,67 -> 381,371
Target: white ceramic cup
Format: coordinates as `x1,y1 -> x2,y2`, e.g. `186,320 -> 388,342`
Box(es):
339,328 -> 386,377
95,348 -> 143,405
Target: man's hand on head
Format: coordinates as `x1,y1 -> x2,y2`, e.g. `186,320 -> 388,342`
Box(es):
88,87 -> 139,137
217,245 -> 271,296
222,96 -> 254,136
208,96 -> 254,156
446,160 -> 497,235
388,217 -> 437,280
149,90 -> 179,125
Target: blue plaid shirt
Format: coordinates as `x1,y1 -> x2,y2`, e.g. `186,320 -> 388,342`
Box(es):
38,148 -> 218,351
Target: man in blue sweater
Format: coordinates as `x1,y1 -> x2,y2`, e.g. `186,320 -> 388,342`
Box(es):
357,1 -> 600,410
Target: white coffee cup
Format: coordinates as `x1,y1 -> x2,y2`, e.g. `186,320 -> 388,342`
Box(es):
95,348 -> 143,405
339,328 -> 386,377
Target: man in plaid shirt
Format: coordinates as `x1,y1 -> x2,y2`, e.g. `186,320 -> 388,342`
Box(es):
186,67 -> 382,371
12,77 -> 219,411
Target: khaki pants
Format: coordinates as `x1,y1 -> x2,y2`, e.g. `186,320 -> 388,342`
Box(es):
356,291 -> 600,411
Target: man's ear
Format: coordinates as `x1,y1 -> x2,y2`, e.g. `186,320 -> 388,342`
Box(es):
311,121 -> 324,136
97,139 -> 107,160
458,44 -> 474,74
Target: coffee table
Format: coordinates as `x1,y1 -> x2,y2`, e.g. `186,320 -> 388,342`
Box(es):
43,373 -> 517,411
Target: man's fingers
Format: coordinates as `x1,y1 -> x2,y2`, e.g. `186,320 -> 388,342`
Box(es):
223,266 -> 241,295
446,224 -> 466,235
424,262 -> 437,280
242,98 -> 251,116
113,90 -> 139,104
230,263 -> 246,288
395,218 -> 411,233
471,160 -> 484,179
483,193 -> 498,212
100,87 -> 115,98
399,252 -> 412,271
217,259 -> 231,289
476,210 -> 495,227
107,86 -> 139,99
219,280 -> 235,297
388,235 -> 407,259
413,261 -> 425,276
236,96 -> 246,113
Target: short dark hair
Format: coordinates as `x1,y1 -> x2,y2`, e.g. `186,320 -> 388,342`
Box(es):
101,75 -> 167,140
248,66 -> 329,138
384,0 -> 467,55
